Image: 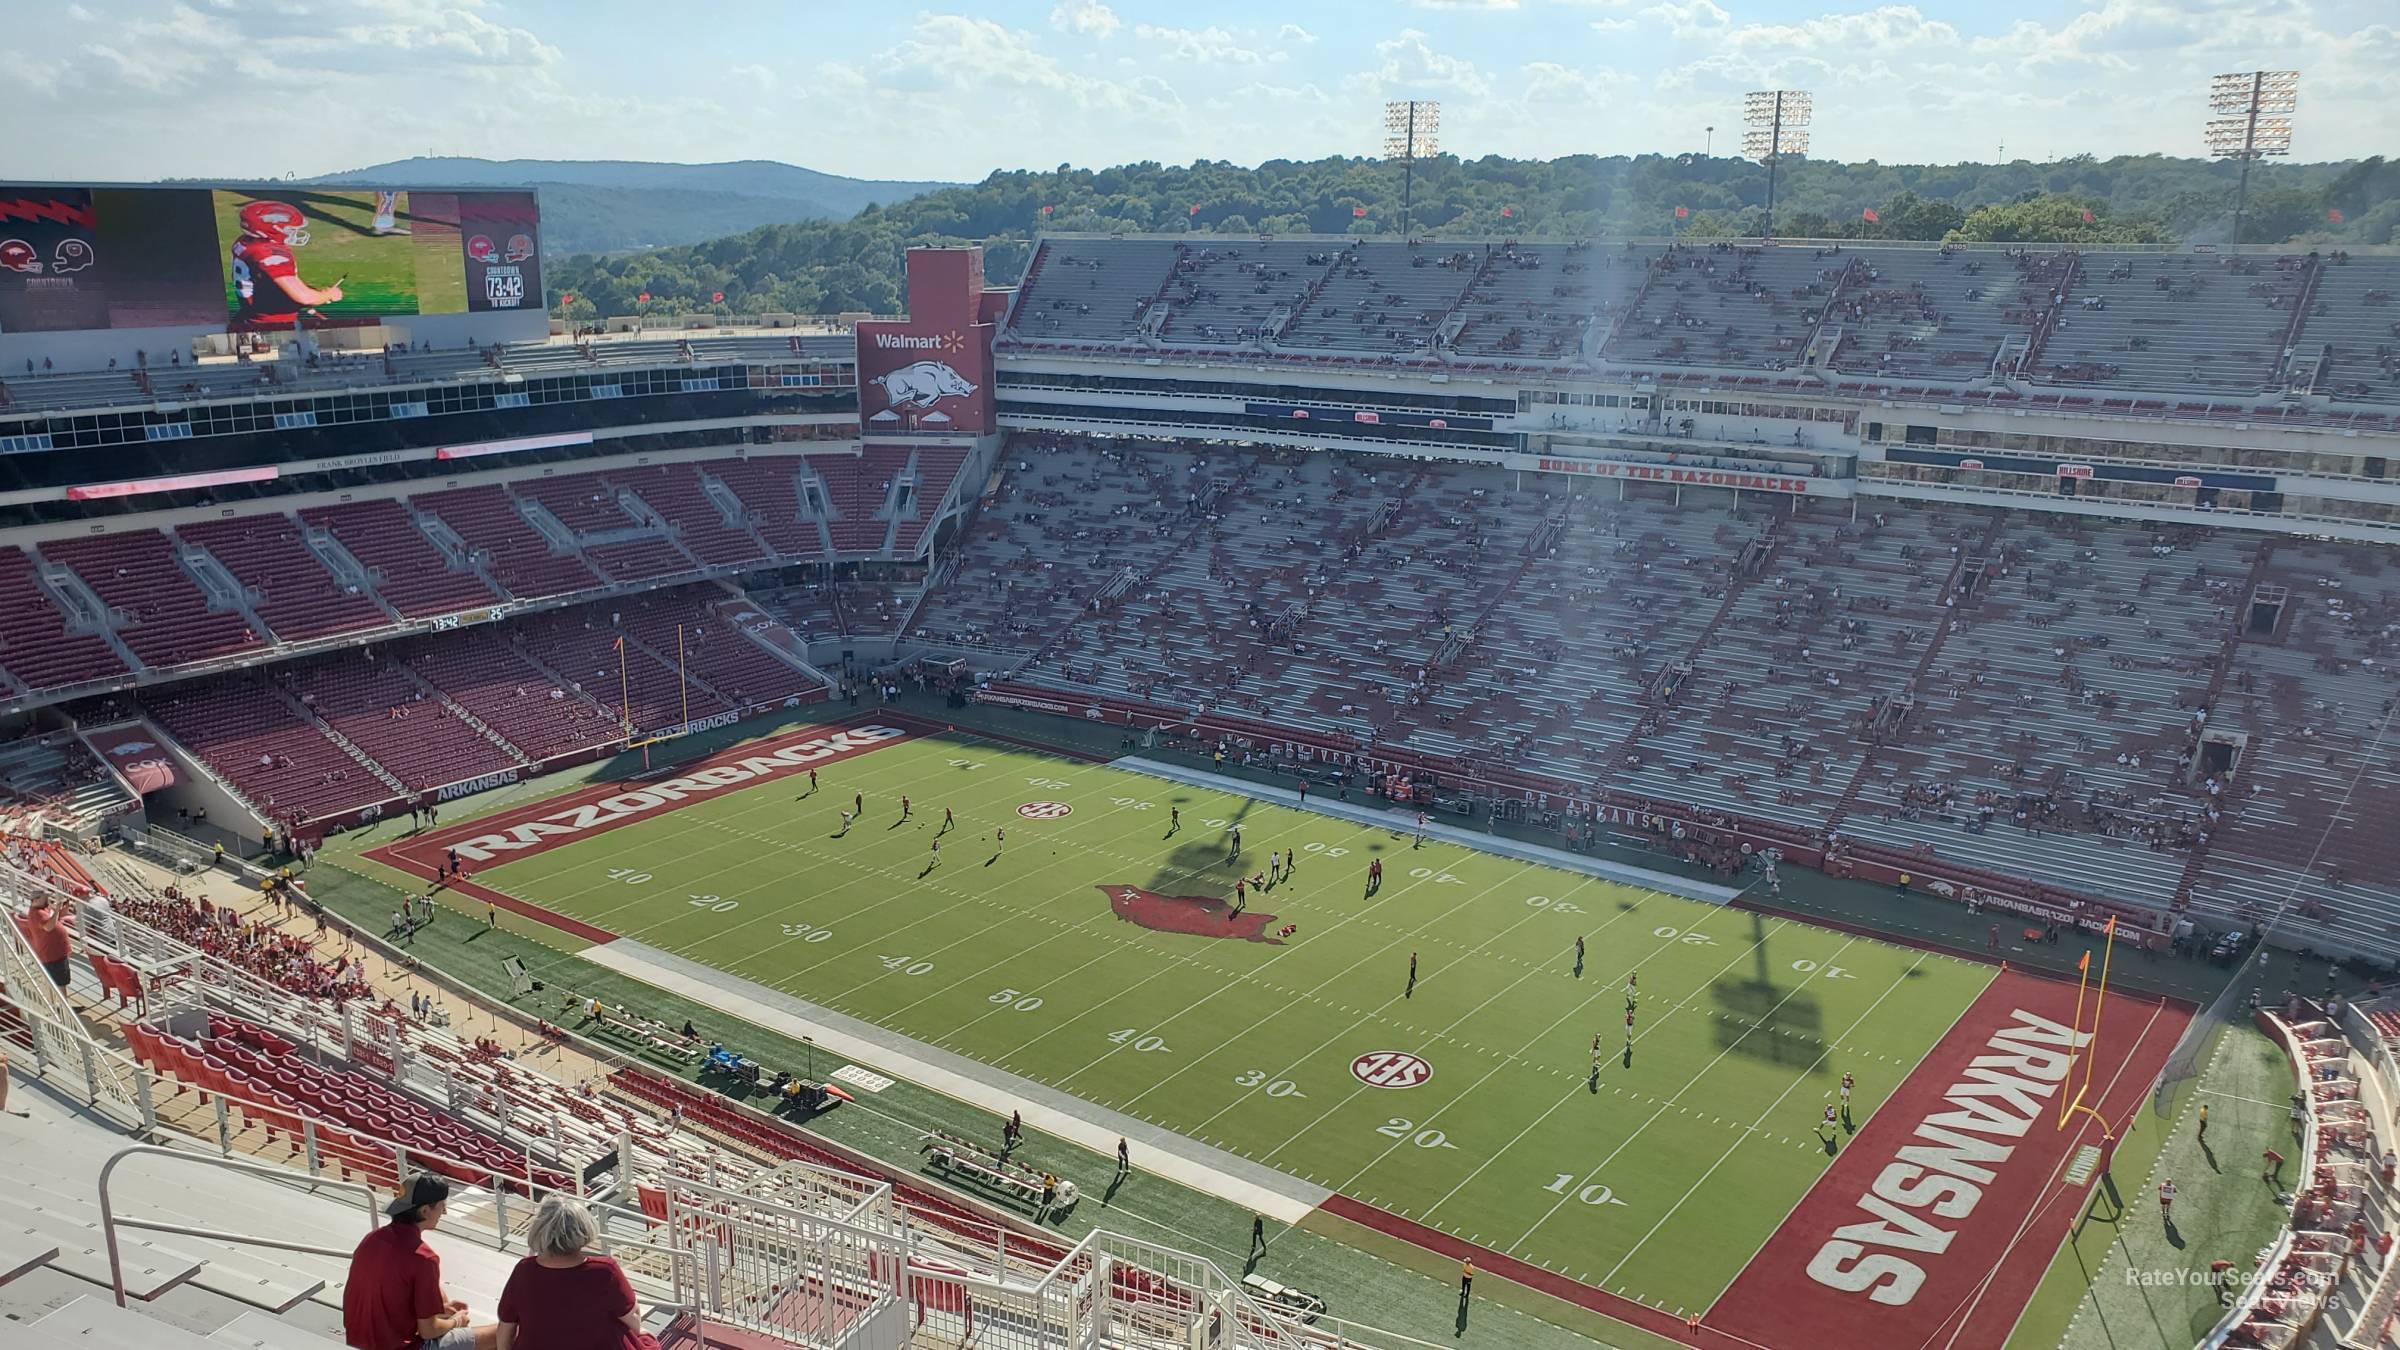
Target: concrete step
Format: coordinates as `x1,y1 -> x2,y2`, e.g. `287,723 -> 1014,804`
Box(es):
207,1309 -> 350,1350
0,1230 -> 60,1286
0,1195 -> 200,1302
36,1294 -> 224,1350
3,1175 -> 329,1314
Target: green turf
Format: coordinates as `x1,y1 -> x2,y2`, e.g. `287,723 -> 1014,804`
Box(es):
455,726 -> 1996,1313
2004,1020 -> 2301,1350
213,188 -> 438,319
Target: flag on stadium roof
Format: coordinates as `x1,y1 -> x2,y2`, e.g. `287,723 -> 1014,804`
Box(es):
637,292 -> 649,303
2081,208 -> 2096,223
1039,205 -> 1052,215
1861,207 -> 1879,223
1189,204 -> 1200,216
1353,205 -> 1368,217
560,293 -> 573,305
1673,205 -> 1689,219
2329,208 -> 2345,223
1500,206 -> 1513,218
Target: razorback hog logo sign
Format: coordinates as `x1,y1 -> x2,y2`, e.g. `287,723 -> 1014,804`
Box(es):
448,725 -> 908,863
1101,886 -> 1282,943
1804,1008 -> 2089,1306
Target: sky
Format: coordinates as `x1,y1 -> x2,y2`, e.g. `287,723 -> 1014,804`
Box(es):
5,0 -> 2393,185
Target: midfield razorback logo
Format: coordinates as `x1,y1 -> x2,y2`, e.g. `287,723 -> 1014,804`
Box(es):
1100,886 -> 1283,943
447,725 -> 909,862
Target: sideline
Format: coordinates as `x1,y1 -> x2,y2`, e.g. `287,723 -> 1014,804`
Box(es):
1111,756 -> 1739,904
585,937 -> 1331,1224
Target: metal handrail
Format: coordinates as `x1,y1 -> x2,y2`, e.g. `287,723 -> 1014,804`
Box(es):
97,1143 -> 378,1307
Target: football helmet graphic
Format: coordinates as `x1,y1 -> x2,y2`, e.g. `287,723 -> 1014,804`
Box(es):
465,234 -> 498,264
0,239 -> 39,274
503,232 -> 534,263
237,200 -> 310,247
51,238 -> 95,274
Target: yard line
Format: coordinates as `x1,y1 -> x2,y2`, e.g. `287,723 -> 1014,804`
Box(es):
1311,891 -> 1698,1188
1244,872 -> 1618,1157
1508,934 -> 1861,1252
1053,850 -> 1500,1097
1596,950 -> 1929,1286
879,818 -> 1392,1030
1108,868 -> 1562,1117
1415,908 -> 1781,1225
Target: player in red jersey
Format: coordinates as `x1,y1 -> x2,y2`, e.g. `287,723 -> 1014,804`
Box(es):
229,200 -> 342,328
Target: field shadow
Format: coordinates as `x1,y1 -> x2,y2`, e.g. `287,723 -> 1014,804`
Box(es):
1708,975 -> 1827,1068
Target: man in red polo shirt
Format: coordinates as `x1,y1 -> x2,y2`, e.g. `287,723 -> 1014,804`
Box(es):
344,1175 -> 497,1350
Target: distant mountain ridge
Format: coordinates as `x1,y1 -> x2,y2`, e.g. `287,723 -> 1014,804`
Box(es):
307,157 -> 960,255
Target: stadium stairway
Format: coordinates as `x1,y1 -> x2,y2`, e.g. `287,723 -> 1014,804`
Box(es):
392,662 -> 537,767
0,1085 -> 522,1335
268,685 -> 410,800
1824,511 -> 2007,829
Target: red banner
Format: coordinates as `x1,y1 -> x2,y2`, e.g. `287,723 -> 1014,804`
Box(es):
86,723 -> 177,796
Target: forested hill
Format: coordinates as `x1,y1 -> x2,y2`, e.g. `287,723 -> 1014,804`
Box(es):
546,152 -> 2400,320
309,157 -> 958,255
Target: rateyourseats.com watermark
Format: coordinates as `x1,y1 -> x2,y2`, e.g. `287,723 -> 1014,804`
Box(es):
2123,1266 -> 2327,1292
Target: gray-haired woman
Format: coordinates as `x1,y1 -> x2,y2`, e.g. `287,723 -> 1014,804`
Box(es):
496,1195 -> 652,1350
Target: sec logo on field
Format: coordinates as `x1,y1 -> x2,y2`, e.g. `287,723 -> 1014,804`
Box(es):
1351,1051 -> 1432,1089
1017,801 -> 1073,820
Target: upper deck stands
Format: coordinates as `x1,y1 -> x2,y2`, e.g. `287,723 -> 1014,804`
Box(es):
1008,239 -> 1181,345
1599,243 -> 1844,371
1157,242 -> 1334,346
1278,243 -> 1482,354
2301,254 -> 2400,404
298,499 -> 498,620
40,530 -> 262,670
2034,253 -> 2309,394
1827,248 -> 2070,381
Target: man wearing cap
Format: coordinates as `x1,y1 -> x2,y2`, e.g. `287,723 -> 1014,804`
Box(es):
344,1174 -> 497,1350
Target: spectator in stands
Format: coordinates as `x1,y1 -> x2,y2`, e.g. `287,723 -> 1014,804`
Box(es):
343,1174 -> 497,1350
496,1195 -> 653,1350
19,896 -> 72,995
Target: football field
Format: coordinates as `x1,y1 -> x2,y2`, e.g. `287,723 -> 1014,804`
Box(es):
370,716 -> 2188,1338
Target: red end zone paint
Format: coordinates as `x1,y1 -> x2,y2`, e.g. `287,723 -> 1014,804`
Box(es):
363,719 -> 917,942
1706,967 -> 2189,1350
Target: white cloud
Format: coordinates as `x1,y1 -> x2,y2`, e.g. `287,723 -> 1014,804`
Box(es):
1278,23 -> 1318,44
1136,24 -> 1272,64
1590,16 -> 1635,32
1049,0 -> 1121,39
1349,29 -> 1491,99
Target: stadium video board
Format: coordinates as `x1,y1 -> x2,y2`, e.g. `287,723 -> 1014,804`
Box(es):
0,184 -> 540,335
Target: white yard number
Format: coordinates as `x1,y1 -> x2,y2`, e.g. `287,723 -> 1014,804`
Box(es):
1408,868 -> 1462,884
1376,1118 -> 1458,1150
947,758 -> 984,770
688,894 -> 737,913
1527,895 -> 1585,915
1025,776 -> 1072,790
1791,959 -> 1857,980
607,868 -> 652,885
1652,925 -> 1716,946
1201,817 -> 1229,829
1107,1028 -> 1172,1054
1109,797 -> 1155,810
988,989 -> 1045,1012
880,955 -> 935,976
1543,1175 -> 1628,1206
1302,841 -> 1349,859
779,923 -> 833,942
1234,1070 -> 1305,1098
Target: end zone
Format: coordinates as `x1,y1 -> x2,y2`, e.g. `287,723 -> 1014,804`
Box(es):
1705,966 -> 2190,1350
361,718 -> 920,943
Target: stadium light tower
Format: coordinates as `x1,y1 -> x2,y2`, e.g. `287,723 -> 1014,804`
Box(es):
1382,100 -> 1441,238
1741,89 -> 1811,239
2206,70 -> 2297,247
